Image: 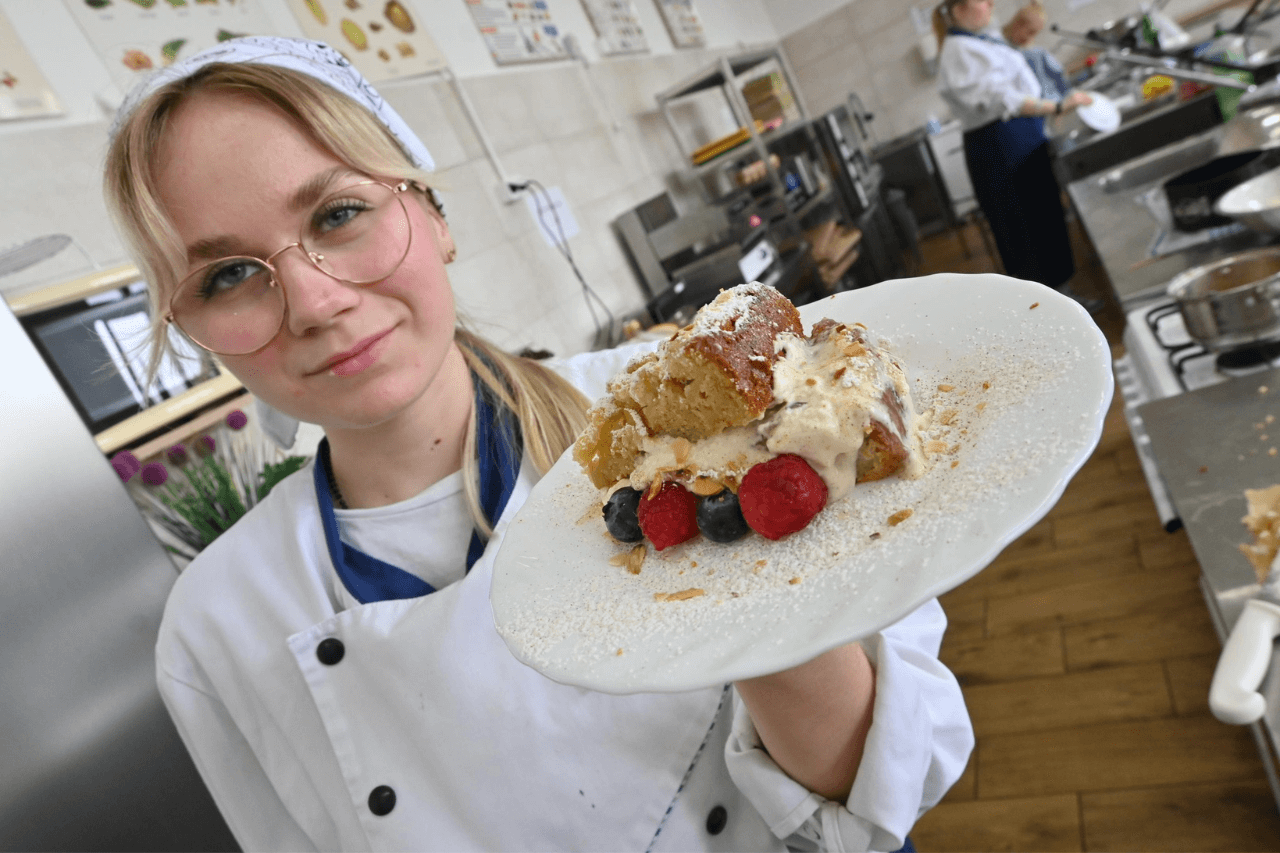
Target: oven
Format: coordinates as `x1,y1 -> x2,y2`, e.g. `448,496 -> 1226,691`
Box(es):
1115,292 -> 1280,810
6,264 -> 244,457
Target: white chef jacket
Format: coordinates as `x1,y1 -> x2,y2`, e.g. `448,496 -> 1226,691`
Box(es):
154,342 -> 973,852
938,29 -> 1044,131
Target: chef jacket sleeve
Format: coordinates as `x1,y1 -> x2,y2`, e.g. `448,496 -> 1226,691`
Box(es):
939,38 -> 1031,121
157,669 -> 318,852
723,598 -> 973,852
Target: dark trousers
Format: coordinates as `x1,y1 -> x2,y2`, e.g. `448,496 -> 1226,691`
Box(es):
963,119 -> 1075,290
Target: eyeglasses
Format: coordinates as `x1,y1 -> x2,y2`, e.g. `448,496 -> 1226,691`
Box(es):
165,179 -> 414,356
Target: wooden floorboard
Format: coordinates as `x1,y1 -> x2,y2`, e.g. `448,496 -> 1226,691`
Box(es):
905,220 -> 1280,850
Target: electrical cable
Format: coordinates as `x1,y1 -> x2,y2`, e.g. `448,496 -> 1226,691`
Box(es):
513,178 -> 616,350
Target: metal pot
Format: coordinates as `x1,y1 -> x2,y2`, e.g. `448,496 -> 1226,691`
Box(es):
1166,247 -> 1280,352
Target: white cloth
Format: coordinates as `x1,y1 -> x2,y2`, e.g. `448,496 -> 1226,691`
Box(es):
335,470 -> 470,596
154,344 -> 974,852
938,30 -> 1043,131
109,36 -> 434,171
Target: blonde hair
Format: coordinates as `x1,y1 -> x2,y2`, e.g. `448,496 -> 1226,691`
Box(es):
103,62 -> 589,535
1003,2 -> 1047,43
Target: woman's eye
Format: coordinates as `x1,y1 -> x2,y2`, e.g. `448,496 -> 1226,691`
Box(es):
198,260 -> 263,300
314,198 -> 371,233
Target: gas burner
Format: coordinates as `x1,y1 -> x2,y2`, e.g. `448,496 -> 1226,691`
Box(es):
1217,340 -> 1280,372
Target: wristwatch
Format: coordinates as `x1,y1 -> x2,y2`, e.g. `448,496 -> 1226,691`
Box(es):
1054,100 -> 1064,115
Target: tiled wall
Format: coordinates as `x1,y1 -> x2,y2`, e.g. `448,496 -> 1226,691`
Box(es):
782,0 -> 1235,147
0,46 -> 757,360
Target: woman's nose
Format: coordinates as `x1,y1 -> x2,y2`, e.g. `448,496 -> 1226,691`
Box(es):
274,247 -> 361,336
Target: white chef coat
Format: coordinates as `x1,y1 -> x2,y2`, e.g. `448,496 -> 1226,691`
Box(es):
938,29 -> 1044,131
154,342 -> 973,852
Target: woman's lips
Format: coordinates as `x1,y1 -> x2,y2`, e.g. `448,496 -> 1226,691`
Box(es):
317,329 -> 393,377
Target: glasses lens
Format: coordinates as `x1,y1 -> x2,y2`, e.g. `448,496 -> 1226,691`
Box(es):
302,181 -> 411,284
170,258 -> 283,355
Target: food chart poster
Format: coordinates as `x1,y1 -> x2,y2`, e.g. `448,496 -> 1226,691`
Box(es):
655,0 -> 704,48
64,0 -> 276,91
580,0 -> 647,56
464,0 -> 566,65
0,7 -> 63,121
286,0 -> 447,82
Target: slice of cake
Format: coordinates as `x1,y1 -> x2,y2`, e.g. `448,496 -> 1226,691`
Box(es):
1241,484 -> 1280,582
575,283 -> 926,548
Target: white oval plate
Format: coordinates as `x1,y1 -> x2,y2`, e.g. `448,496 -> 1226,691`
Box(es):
490,274 -> 1113,694
1078,91 -> 1122,134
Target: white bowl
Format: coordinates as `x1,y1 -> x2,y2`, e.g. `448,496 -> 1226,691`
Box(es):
1215,166 -> 1280,232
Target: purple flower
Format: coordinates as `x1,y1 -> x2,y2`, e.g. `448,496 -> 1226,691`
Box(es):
166,444 -> 189,466
111,451 -> 141,483
226,409 -> 248,431
141,462 -> 169,487
194,434 -> 216,457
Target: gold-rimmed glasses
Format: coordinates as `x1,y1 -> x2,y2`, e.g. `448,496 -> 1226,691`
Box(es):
165,179 -> 414,356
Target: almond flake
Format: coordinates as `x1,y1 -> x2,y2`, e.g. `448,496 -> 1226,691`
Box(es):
661,588 -> 706,602
888,508 -> 914,526
672,438 -> 692,466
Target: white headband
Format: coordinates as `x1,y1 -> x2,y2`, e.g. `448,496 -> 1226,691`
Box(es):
109,35 -> 434,171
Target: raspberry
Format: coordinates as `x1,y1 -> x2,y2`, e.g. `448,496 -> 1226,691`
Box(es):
738,454 -> 828,540
637,482 -> 699,550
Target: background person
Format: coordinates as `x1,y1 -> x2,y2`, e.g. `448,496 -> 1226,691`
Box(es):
1003,1 -> 1071,102
933,0 -> 1101,312
103,37 -> 973,852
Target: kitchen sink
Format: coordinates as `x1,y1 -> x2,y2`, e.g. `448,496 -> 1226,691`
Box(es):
1094,134 -> 1220,193
1054,91 -> 1223,184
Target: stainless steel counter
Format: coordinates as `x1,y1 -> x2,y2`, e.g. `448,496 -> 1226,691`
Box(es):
1066,127 -> 1280,307
1138,367 -> 1280,794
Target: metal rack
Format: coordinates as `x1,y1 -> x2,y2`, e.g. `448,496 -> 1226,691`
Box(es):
654,49 -> 835,229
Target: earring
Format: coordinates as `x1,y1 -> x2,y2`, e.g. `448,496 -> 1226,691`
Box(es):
446,248 -> 457,262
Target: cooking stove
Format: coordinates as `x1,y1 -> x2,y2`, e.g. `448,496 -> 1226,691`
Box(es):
1115,296 -> 1280,531
1117,295 -> 1280,813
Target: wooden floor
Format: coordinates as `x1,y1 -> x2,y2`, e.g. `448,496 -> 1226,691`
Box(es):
905,217 -> 1280,851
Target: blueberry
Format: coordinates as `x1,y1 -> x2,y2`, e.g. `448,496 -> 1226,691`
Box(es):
697,490 -> 750,542
603,487 -> 644,542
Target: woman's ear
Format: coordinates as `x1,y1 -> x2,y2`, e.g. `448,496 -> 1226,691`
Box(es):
426,205 -> 457,264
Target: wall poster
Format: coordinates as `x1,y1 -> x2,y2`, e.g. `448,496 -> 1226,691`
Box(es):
464,0 -> 566,65
580,0 -> 647,56
654,0 -> 704,48
286,0 -> 447,82
0,8 -> 63,121
63,0 -> 276,91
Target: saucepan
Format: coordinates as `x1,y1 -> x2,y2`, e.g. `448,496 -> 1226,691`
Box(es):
1165,246 -> 1280,352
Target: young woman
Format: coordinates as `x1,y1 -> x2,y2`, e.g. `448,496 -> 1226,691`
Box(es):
933,0 -> 1097,309
1002,2 -> 1071,103
104,37 -> 972,851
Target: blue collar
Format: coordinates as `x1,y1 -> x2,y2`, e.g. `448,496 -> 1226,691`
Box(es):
314,379 -> 523,604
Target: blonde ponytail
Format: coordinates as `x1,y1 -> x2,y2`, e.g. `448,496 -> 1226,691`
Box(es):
456,328 -> 590,536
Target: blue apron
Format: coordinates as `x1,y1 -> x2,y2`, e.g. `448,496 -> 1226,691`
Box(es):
948,28 -> 1074,288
